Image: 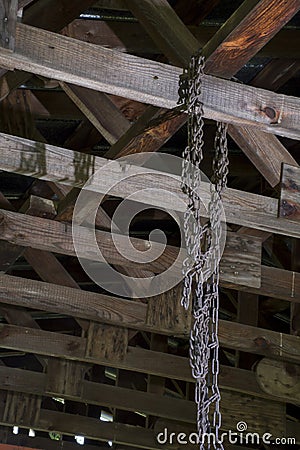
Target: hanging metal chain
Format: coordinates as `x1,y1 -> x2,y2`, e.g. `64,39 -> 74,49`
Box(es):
178,53 -> 229,450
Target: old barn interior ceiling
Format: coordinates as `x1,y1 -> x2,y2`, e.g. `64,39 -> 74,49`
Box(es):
0,0 -> 300,449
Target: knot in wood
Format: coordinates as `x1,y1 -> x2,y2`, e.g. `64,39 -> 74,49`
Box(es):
254,336 -> 270,349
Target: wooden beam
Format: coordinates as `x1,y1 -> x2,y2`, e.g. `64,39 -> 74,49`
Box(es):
0,24 -> 299,139
0,0 -> 18,51
201,0 -> 300,77
63,19 -> 300,59
60,83 -> 131,144
1,132 -> 300,238
0,319 -> 295,407
228,59 -> 299,188
0,365 -> 287,431
226,265 -> 300,303
279,163 -> 300,222
1,277 -> 300,364
0,208 -> 261,288
122,0 -> 299,188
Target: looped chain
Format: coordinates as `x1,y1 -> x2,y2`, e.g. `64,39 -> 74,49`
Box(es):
179,52 -> 229,450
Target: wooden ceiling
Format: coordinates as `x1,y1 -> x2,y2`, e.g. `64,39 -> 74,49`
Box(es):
0,0 -> 300,449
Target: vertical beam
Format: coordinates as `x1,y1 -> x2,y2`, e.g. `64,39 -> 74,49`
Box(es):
0,0 -> 18,51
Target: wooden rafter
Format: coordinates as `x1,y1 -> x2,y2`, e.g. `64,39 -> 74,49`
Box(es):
0,24 -> 299,139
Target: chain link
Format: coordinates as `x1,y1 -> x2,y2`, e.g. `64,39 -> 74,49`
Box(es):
178,53 -> 229,450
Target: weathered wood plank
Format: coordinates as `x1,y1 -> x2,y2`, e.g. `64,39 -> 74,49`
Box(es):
146,285 -> 191,335
126,0 -> 199,67
201,0 -> 300,77
0,24 -> 299,138
256,358 -> 300,404
0,365 -> 285,434
0,407 -> 163,450
0,208 -> 261,288
85,323 -> 128,361
61,83 -> 131,144
225,265 -> 300,303
0,288 -> 300,364
0,360 -> 270,411
0,132 -> 299,238
46,358 -> 88,398
2,391 -> 41,428
155,391 -> 285,436
125,0 -> 300,187
0,0 -> 18,51
279,163 -> 300,221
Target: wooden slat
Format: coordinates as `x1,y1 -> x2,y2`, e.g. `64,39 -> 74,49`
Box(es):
279,163 -> 300,221
0,132 -> 300,238
0,358 -> 268,408
0,365 -> 286,432
0,407 -> 163,450
0,0 -> 18,51
226,265 -> 300,303
0,24 -> 299,139
0,208 -> 262,288
1,280 -> 300,364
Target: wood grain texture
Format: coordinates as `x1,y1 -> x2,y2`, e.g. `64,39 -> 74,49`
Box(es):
228,60 -> 299,188
0,0 -> 18,50
2,391 -> 41,427
0,407 -> 163,450
61,83 -> 131,144
0,24 -> 299,138
0,366 -> 285,436
0,290 -> 300,364
1,132 -> 300,238
225,265 -> 300,303
279,163 -> 300,221
0,208 -> 261,288
0,359 -> 269,410
45,358 -> 88,398
155,392 -> 285,436
124,0 -> 300,186
126,0 -> 199,67
146,285 -> 192,335
256,358 -> 300,404
202,0 -> 300,77
106,106 -> 187,159
85,323 -> 128,361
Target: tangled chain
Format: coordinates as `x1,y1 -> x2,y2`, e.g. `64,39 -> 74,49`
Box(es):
178,53 -> 229,449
